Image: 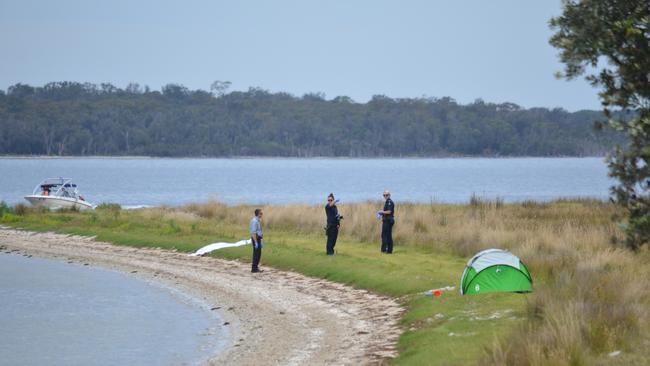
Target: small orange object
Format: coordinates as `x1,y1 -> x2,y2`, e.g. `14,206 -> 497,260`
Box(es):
433,290 -> 442,297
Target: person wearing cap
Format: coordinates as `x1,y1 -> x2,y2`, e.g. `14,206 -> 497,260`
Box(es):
377,190 -> 395,253
249,208 -> 264,273
325,193 -> 341,255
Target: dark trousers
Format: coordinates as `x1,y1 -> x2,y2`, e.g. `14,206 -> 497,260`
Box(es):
381,219 -> 394,253
326,225 -> 339,255
251,237 -> 262,271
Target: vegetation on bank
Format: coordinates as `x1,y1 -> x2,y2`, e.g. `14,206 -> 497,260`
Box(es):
550,1 -> 650,250
0,82 -> 624,157
1,200 -> 649,365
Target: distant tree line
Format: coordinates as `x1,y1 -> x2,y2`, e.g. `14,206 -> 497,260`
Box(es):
0,81 -> 625,157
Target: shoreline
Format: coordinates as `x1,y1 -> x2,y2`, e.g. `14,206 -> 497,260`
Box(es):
0,228 -> 403,365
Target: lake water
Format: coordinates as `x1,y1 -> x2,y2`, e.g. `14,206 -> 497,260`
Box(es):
0,157 -> 612,207
0,253 -> 225,366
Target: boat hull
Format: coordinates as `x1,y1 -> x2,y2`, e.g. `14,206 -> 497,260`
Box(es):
24,195 -> 94,211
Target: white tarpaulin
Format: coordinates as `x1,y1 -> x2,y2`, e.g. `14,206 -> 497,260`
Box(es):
190,239 -> 251,256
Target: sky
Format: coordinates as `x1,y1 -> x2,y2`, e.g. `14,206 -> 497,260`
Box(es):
0,0 -> 601,111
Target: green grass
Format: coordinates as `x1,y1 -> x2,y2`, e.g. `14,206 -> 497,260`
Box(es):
0,208 -> 528,365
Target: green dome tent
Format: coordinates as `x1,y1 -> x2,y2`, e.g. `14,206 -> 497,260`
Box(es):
460,249 -> 532,295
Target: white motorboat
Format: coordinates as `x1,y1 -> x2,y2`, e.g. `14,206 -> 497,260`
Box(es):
24,178 -> 94,211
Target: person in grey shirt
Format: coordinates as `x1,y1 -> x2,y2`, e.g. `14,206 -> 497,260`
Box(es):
249,208 -> 264,273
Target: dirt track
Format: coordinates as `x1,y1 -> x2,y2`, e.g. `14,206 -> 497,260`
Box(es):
0,228 -> 403,365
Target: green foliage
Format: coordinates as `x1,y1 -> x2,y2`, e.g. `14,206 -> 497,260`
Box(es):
96,202 -> 122,210
163,220 -> 182,234
13,204 -> 28,216
0,82 -> 624,157
0,201 -> 13,217
551,1 -> 650,249
87,212 -> 98,224
0,201 -> 15,222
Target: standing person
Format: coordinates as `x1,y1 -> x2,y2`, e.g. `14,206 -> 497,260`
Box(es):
249,208 -> 264,273
378,190 -> 395,254
325,193 -> 341,255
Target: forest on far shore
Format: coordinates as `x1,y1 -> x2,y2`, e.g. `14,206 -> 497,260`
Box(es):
0,81 -> 625,157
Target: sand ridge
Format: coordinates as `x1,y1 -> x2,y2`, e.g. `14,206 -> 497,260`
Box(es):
0,228 -> 403,365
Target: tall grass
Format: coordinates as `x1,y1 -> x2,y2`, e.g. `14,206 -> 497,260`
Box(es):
182,199 -> 620,258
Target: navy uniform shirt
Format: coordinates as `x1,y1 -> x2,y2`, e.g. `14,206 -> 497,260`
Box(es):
383,198 -> 395,221
325,204 -> 339,225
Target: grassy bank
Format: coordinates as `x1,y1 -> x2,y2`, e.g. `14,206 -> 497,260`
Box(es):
1,200 -> 649,365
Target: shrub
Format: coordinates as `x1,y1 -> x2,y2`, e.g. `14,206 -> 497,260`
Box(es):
0,201 -> 12,217
14,204 -> 28,216
96,203 -> 122,210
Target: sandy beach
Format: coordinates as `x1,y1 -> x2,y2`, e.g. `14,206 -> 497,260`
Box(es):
0,228 -> 403,365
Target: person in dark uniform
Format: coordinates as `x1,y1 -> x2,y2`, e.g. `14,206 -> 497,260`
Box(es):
324,193 -> 341,255
378,190 -> 395,253
249,208 -> 264,273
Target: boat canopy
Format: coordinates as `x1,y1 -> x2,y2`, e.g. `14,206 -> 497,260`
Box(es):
32,178 -> 83,199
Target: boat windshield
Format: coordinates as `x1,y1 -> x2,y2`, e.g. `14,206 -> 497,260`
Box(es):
32,178 -> 81,198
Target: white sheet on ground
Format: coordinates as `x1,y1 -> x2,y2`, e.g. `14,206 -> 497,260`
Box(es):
190,239 -> 251,256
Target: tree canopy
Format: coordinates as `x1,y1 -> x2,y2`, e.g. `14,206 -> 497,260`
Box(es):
551,0 -> 650,249
0,81 -> 622,157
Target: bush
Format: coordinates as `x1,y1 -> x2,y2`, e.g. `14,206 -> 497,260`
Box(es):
14,204 -> 28,216
0,201 -> 12,217
96,203 -> 122,210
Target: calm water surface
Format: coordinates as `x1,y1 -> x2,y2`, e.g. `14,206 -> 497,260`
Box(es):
0,157 -> 612,206
0,254 -> 225,366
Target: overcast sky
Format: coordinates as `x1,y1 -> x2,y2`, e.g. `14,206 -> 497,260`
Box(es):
0,0 -> 601,111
